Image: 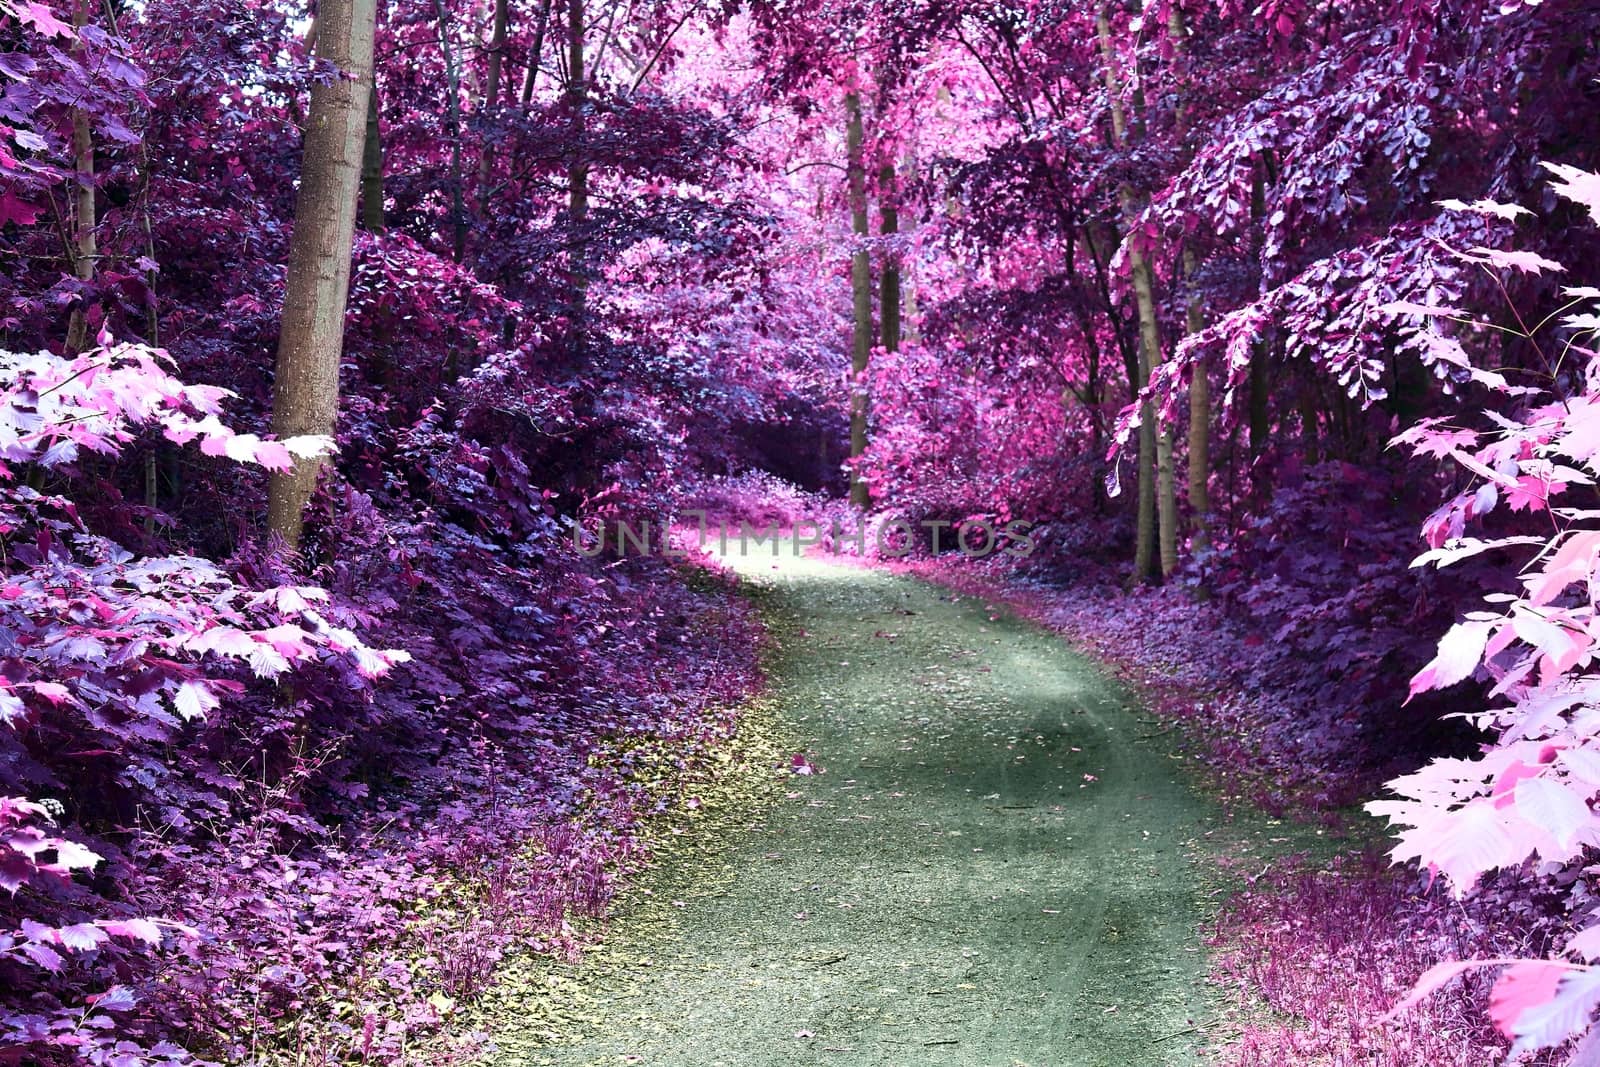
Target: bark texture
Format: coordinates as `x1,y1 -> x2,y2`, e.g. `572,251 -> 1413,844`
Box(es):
266,0 -> 377,550
1098,3 -> 1176,581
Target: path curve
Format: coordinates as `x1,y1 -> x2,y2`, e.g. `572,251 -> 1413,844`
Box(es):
504,552 -> 1218,1067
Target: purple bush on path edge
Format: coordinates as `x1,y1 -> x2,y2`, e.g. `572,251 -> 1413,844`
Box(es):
0,341 -> 765,1065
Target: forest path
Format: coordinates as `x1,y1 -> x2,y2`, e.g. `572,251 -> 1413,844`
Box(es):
500,551 -> 1218,1066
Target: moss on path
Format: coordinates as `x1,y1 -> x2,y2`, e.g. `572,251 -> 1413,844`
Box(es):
490,553 -> 1221,1066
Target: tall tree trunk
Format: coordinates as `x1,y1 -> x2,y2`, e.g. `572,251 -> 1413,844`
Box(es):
846,90 -> 872,509
879,161 -> 900,355
477,0 -> 508,201
1248,156 -> 1271,458
1169,3 -> 1210,552
1181,244 -> 1210,548
360,83 -> 385,232
64,2 -> 96,355
101,0 -> 167,520
433,0 -> 467,262
519,0 -> 554,105
1098,3 -> 1176,582
266,0 -> 377,551
566,0 -> 589,363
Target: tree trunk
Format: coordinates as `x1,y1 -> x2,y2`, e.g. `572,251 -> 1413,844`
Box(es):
519,0 -> 554,105
1134,243 -> 1179,579
1098,3 -> 1175,581
1169,3 -> 1210,552
266,0 -> 377,551
139,146 -> 162,523
567,0 -> 590,362
846,90 -> 872,509
568,0 -> 588,227
1085,219 -> 1140,397
360,83 -> 384,232
433,0 -> 467,262
1248,158 -> 1271,458
879,161 -> 900,355
100,0 -> 165,520
64,2 -> 96,355
1182,244 -> 1210,549
477,0 -> 508,201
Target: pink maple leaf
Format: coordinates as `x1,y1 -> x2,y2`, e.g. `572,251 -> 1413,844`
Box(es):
15,2 -> 74,39
1506,475 -> 1562,513
1490,962 -> 1569,1038
1468,247 -> 1566,275
1544,163 -> 1600,223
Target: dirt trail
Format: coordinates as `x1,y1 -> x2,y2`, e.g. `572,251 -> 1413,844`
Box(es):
500,552 -> 1219,1066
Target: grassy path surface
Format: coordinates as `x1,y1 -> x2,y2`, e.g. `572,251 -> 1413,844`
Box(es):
498,552 -> 1220,1066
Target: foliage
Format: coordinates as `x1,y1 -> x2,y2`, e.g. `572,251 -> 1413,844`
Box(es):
1361,172 -> 1600,1060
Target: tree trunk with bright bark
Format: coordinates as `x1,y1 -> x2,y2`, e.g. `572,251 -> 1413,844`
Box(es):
1098,3 -> 1176,581
265,0 -> 377,551
846,91 -> 872,509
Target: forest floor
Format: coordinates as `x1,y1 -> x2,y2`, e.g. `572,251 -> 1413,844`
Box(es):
482,550 -> 1248,1066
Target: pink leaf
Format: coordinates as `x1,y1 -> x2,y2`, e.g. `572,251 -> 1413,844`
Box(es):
19,942 -> 63,970
56,922 -> 106,952
1507,475 -> 1561,513
0,189 -> 40,227
89,985 -> 138,1012
47,838 -> 101,872
1543,162 -> 1600,223
25,682 -> 72,705
253,439 -> 294,472
1513,777 -> 1592,853
1509,966 -> 1600,1055
101,918 -> 162,945
15,2 -> 75,39
1490,760 -> 1541,808
1468,247 -> 1566,275
1490,962 -> 1569,1038
1410,621 -> 1491,697
1566,926 -> 1600,962
172,680 -> 218,721
1449,448 -> 1518,488
1385,958 -> 1514,1019
1438,197 -> 1532,221
1527,532 -> 1600,606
